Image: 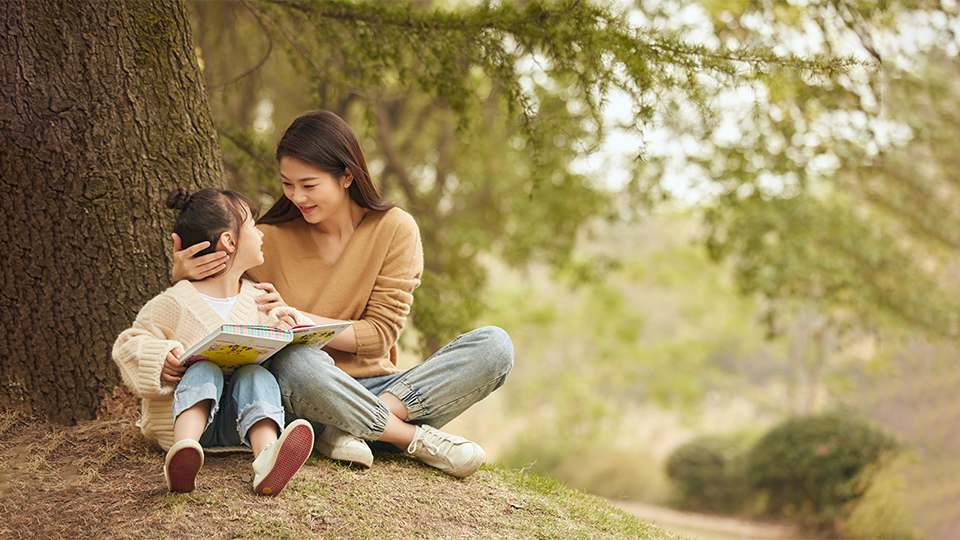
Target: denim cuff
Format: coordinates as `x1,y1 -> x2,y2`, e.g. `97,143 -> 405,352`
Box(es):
386,381 -> 427,422
237,400 -> 285,447
173,382 -> 220,429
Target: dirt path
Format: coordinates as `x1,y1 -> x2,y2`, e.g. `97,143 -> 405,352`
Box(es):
609,500 -> 805,540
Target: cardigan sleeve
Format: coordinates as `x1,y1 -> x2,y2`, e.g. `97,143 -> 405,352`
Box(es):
112,294 -> 184,399
269,306 -> 314,327
354,211 -> 423,359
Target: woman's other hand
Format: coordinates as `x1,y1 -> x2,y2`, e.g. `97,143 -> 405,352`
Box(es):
162,349 -> 186,383
172,233 -> 228,281
255,282 -> 288,312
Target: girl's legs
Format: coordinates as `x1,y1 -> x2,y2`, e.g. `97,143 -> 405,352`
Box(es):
221,363 -> 313,496
173,402 -> 211,443
167,360 -> 224,492
212,363 -> 286,457
247,418 -> 279,457
173,360 -> 224,439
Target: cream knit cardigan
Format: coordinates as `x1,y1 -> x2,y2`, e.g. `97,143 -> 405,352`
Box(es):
112,279 -> 309,451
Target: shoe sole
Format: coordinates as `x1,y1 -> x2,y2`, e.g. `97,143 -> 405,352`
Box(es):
314,438 -> 373,468
166,445 -> 203,492
254,422 -> 313,496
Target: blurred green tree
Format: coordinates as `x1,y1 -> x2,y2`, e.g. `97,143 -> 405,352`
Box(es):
662,0 -> 960,334
643,1 -> 960,534
631,1 -> 960,412
188,0 -> 854,353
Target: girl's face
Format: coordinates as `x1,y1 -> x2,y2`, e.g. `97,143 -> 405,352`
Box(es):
279,156 -> 351,225
231,206 -> 264,271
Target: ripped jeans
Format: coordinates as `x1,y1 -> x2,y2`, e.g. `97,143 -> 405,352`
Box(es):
172,361 -> 286,449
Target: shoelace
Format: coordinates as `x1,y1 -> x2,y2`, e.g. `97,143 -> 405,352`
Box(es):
411,429 -> 454,459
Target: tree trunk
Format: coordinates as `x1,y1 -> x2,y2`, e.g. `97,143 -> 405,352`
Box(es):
0,0 -> 223,424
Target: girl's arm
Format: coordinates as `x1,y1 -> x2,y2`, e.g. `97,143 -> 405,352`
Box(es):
112,297 -> 186,397
171,233 -> 229,281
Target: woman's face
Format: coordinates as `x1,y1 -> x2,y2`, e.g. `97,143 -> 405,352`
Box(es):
279,156 -> 351,225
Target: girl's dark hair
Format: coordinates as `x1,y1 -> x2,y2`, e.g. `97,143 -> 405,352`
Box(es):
259,110 -> 394,225
165,187 -> 259,260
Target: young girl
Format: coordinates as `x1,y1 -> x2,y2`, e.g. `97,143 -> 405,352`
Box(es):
113,187 -> 314,496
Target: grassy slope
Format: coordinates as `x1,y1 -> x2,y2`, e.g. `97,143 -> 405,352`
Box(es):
0,399 -> 680,540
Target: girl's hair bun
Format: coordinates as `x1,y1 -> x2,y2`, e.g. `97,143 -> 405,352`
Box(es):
165,187 -> 192,210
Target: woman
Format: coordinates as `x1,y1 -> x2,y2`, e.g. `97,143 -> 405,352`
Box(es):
173,110 -> 513,478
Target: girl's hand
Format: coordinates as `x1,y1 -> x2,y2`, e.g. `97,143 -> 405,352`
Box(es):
255,282 -> 288,312
172,233 -> 228,281
162,350 -> 186,383
275,314 -> 296,332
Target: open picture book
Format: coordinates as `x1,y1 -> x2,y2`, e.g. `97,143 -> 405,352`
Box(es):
181,321 -> 352,374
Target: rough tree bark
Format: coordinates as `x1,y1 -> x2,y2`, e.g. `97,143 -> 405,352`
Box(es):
0,0 -> 223,424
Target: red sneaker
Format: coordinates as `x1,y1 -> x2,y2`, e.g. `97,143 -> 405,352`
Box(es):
164,439 -> 204,492
252,419 -> 314,496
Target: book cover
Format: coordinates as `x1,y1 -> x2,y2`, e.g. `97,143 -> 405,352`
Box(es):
182,322 -> 351,373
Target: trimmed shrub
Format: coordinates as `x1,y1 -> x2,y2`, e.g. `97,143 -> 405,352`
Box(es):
665,434 -> 753,513
746,411 -> 897,530
837,452 -> 928,540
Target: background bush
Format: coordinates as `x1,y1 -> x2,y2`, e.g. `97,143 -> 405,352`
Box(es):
837,452 -> 929,540
665,434 -> 753,513
746,411 -> 897,530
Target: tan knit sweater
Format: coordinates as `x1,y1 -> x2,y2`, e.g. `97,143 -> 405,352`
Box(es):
112,279 -> 310,451
249,207 -> 424,378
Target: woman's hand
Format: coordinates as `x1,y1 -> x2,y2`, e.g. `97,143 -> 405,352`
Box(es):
172,233 -> 228,281
161,350 -> 186,383
255,282 -> 288,312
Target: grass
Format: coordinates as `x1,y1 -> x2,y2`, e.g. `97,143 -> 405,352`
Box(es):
0,393 -> 681,540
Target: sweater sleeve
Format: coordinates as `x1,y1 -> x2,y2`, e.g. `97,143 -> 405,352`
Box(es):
269,306 -> 314,327
112,294 -> 184,399
354,211 -> 423,359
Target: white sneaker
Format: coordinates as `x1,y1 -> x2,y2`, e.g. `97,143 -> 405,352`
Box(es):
314,425 -> 373,468
405,425 -> 485,478
252,419 -> 313,496
164,439 -> 204,492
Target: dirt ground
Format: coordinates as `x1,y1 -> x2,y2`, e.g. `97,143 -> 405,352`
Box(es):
0,389 -> 807,540
610,500 -> 808,540
0,389 -> 661,540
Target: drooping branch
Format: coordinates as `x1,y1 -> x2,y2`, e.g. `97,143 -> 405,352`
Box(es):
372,101 -> 418,204
204,2 -> 276,90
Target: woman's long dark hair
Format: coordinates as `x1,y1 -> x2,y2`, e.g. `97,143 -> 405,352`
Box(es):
259,110 -> 394,225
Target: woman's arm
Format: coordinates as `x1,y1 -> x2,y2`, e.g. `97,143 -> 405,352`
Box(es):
254,283 -> 359,353
253,210 -> 422,359
171,233 -> 229,281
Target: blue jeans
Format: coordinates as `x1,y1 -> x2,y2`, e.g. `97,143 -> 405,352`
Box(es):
172,361 -> 286,448
265,326 -> 514,441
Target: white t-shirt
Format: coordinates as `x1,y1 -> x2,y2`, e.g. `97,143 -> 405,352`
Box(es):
200,293 -> 240,319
